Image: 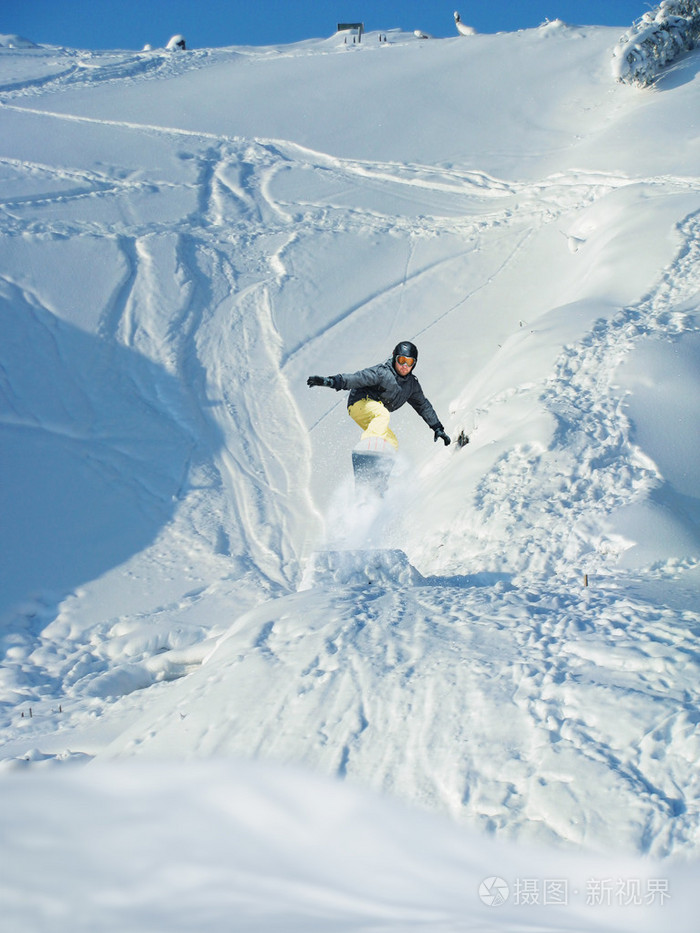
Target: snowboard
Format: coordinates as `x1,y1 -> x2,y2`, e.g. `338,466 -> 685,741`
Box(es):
351,436 -> 396,497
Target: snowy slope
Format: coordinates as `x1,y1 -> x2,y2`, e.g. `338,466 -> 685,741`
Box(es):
1,23 -> 700,930
2,757 -> 697,933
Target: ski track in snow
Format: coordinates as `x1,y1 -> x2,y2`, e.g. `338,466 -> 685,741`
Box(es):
94,554 -> 700,856
3,38 -> 700,867
0,46 -> 235,100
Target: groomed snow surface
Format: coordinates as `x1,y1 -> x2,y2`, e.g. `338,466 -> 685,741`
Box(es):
1,22 -> 700,931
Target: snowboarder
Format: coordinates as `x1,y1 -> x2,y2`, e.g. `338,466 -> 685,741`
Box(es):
307,341 -> 451,450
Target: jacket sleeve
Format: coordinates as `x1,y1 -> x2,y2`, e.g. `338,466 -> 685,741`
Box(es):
408,380 -> 441,429
336,363 -> 388,392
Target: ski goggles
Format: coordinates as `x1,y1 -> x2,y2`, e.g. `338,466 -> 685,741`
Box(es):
396,356 -> 415,366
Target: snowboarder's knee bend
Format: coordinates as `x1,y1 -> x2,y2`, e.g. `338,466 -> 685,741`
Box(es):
348,399 -> 399,450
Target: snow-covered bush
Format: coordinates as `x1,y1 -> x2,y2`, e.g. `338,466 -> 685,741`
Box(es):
166,35 -> 187,51
612,1 -> 700,85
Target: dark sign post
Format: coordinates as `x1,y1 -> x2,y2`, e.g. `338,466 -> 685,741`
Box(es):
337,22 -> 365,43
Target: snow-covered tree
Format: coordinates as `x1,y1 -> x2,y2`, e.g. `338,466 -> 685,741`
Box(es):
454,11 -> 476,36
612,1 -> 700,85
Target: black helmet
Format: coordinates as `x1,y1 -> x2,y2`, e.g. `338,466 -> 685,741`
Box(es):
392,341 -> 418,368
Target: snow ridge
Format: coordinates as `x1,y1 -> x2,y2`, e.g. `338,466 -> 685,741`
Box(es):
463,208 -> 700,577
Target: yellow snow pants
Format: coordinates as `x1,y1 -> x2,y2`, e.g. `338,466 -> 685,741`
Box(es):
347,398 -> 399,450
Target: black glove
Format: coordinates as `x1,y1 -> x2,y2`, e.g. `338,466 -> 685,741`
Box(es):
307,375 -> 342,390
433,425 -> 451,446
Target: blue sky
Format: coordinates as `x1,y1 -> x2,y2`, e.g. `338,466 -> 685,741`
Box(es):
4,1 -> 650,50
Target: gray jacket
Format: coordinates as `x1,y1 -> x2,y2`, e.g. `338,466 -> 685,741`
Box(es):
336,360 -> 442,429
